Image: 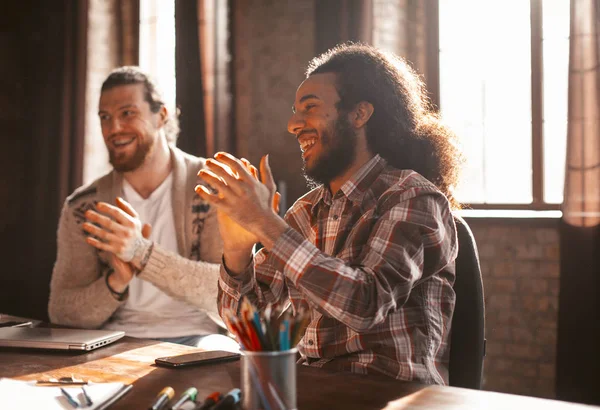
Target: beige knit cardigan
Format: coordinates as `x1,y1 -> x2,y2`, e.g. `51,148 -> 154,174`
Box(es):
48,146 -> 223,328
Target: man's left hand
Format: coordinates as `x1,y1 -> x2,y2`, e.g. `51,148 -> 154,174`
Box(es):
82,197 -> 152,270
195,152 -> 287,250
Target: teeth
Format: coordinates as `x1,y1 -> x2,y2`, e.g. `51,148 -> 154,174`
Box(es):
299,139 -> 316,152
113,137 -> 135,147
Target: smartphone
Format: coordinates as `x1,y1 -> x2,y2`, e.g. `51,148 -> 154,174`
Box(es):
155,350 -> 241,368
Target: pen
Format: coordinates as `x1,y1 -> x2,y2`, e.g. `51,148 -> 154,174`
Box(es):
37,375 -> 87,386
212,388 -> 241,410
149,386 -> 175,410
81,385 -> 93,407
60,387 -> 80,408
171,387 -> 197,410
195,392 -> 222,410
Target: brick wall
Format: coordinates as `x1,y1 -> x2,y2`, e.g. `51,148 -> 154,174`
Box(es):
468,218 -> 560,398
232,0 -> 316,208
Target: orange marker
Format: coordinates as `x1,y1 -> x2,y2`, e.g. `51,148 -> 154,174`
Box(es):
149,386 -> 174,410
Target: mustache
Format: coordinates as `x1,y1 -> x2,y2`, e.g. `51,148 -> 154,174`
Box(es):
296,129 -> 318,139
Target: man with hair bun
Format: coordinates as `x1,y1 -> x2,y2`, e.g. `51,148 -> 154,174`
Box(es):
49,66 -> 236,350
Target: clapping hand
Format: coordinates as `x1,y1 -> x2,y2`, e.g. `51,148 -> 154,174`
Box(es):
195,153 -> 285,273
83,197 -> 152,291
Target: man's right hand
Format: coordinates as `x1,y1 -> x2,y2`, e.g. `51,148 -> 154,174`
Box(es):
103,198 -> 152,293
199,158 -> 280,275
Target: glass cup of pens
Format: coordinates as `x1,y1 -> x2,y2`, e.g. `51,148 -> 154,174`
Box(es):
223,299 -> 309,410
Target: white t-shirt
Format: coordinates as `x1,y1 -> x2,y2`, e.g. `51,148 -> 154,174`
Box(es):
103,173 -> 218,338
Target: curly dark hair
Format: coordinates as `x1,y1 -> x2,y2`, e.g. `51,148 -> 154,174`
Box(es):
101,66 -> 179,144
307,43 -> 463,209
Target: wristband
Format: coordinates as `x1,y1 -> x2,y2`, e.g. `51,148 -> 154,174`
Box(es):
130,239 -> 153,270
105,269 -> 128,301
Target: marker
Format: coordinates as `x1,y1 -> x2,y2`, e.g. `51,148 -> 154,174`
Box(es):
212,388 -> 241,410
171,387 -> 198,410
195,392 -> 222,410
81,386 -> 93,407
60,387 -> 80,408
279,320 -> 290,351
149,386 -> 174,410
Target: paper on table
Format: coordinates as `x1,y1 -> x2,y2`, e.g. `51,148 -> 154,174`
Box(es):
0,378 -> 129,410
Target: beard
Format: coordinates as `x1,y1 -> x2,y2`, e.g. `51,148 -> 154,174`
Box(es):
109,138 -> 152,173
302,114 -> 358,189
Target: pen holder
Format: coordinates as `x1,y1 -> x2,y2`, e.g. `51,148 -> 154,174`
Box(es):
241,348 -> 297,410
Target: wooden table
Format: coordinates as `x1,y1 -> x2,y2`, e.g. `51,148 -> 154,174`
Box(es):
0,336 -> 597,409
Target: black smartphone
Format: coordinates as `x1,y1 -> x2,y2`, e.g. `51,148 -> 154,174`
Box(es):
155,350 -> 241,368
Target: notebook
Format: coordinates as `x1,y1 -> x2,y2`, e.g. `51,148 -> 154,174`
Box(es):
0,327 -> 125,351
0,378 -> 132,410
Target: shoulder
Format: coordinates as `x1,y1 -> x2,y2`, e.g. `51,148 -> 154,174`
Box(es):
171,146 -> 207,171
66,171 -> 113,206
378,167 -> 442,197
371,167 -> 451,214
64,171 -> 112,224
372,169 -> 456,245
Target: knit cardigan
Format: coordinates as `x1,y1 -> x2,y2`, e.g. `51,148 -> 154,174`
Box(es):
48,146 -> 223,329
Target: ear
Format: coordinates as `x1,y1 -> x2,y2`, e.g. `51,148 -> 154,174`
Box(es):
157,105 -> 168,128
350,101 -> 374,129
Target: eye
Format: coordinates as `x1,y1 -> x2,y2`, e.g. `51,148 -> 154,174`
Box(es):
99,114 -> 110,122
304,104 -> 316,112
121,110 -> 138,119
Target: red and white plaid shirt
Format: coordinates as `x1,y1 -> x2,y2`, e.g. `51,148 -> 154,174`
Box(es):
219,155 -> 457,384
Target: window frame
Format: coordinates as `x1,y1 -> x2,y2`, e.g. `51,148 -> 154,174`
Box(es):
427,0 -> 561,211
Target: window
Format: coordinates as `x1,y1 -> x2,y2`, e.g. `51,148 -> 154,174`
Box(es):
139,0 -> 176,111
438,0 -> 570,209
82,0 -> 176,185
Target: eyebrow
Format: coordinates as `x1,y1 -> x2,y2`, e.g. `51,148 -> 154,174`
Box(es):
292,94 -> 320,113
98,104 -> 138,115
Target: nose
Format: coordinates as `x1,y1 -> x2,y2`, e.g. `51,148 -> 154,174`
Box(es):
103,117 -> 123,136
287,112 -> 305,136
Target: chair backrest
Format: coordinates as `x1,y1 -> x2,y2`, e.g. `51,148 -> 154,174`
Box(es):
449,214 -> 486,389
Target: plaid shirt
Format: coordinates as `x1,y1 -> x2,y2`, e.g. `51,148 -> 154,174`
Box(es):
219,155 -> 457,384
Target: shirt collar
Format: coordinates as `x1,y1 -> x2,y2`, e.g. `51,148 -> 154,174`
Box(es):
310,154 -> 387,214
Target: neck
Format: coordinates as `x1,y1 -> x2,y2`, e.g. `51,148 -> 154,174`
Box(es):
328,136 -> 375,195
123,137 -> 172,199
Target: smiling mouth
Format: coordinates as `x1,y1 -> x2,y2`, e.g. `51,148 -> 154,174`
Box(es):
112,137 -> 135,148
299,138 -> 317,155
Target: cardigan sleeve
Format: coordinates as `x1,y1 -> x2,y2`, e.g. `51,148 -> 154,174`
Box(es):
136,196 -> 222,317
48,200 -> 123,328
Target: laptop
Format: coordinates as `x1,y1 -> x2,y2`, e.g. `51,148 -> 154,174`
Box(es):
0,327 -> 125,351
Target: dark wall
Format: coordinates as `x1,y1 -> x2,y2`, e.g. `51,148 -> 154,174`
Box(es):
0,1 -> 85,321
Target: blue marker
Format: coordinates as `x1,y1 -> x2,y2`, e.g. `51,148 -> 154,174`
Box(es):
60,387 -> 80,408
211,388 -> 241,410
279,320 -> 290,351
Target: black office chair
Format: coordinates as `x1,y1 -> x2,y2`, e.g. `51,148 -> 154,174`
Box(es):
448,214 -> 486,389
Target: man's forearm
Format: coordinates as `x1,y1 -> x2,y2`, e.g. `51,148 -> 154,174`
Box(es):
222,247 -> 253,275
137,244 -> 221,313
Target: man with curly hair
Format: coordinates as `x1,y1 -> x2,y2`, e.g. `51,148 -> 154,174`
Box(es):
197,43 -> 463,383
